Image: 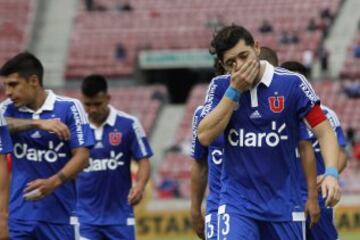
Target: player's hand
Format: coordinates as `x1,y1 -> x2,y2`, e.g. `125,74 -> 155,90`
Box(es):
0,213 -> 9,240
23,176 -> 61,201
127,184 -> 145,206
36,119 -> 70,141
190,210 -> 205,239
230,59 -> 259,92
316,174 -> 325,190
321,176 -> 341,207
305,196 -> 320,228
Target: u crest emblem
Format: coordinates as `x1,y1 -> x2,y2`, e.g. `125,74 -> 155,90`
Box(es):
109,132 -> 122,146
268,96 -> 285,113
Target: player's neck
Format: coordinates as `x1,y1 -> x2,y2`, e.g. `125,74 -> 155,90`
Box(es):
90,107 -> 110,128
27,88 -> 47,111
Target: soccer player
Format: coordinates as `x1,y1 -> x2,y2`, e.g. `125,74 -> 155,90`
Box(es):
259,52 -> 321,229
77,74 -> 153,240
0,115 -> 13,240
190,105 -> 224,240
0,52 -> 94,239
281,60 -> 348,240
198,25 -> 341,239
259,46 -> 279,66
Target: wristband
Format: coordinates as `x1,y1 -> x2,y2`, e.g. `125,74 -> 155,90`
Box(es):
324,167 -> 339,179
57,171 -> 68,184
225,86 -> 241,102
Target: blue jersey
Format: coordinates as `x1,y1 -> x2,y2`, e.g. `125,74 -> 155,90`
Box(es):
200,62 -> 320,221
0,114 -> 12,154
0,90 -> 94,224
191,106 -> 224,214
76,106 -> 153,225
298,105 -> 347,207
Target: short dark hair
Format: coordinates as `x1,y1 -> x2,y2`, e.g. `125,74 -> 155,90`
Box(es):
0,52 -> 44,86
280,61 -> 308,77
210,24 -> 255,62
81,74 -> 108,97
213,57 -> 226,76
259,46 -> 278,66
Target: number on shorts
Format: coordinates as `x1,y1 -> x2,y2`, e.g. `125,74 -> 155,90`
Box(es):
221,213 -> 230,236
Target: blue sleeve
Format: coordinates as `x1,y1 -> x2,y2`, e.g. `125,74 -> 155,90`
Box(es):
200,75 -> 229,119
324,107 -> 347,148
129,118 -> 153,160
0,100 -> 14,118
292,75 -> 320,120
298,121 -> 312,141
335,126 -> 347,148
0,115 -> 12,154
66,100 -> 95,149
191,106 -> 208,161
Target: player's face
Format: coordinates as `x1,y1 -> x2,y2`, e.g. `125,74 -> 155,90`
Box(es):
222,39 -> 260,73
82,91 -> 110,124
2,73 -> 37,108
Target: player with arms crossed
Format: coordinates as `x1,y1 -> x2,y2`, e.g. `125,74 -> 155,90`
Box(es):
77,75 -> 153,240
198,25 -> 341,239
0,115 -> 13,240
0,52 -> 94,239
190,105 -> 224,240
281,61 -> 348,240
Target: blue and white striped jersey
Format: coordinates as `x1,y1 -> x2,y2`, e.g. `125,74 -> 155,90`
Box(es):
76,105 -> 153,225
0,114 -> 12,154
1,90 -> 94,224
191,105 -> 224,214
200,61 -> 321,221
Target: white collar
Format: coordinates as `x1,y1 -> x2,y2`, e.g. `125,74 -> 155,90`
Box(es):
19,90 -> 56,114
257,60 -> 274,88
90,105 -> 117,129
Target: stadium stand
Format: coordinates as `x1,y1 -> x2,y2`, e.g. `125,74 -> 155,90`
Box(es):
56,85 -> 167,135
0,0 -> 36,65
67,0 -> 342,78
0,85 -> 167,136
340,31 -> 360,78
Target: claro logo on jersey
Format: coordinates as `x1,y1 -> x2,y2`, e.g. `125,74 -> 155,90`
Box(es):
228,121 -> 288,147
84,151 -> 124,172
211,149 -> 223,165
14,141 -> 66,162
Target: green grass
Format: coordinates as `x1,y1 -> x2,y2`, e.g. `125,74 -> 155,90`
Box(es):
341,232 -> 360,240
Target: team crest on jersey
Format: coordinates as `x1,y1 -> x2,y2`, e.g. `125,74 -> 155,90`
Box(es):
268,95 -> 285,113
109,131 -> 122,146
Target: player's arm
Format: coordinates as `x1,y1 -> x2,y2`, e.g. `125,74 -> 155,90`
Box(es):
308,114 -> 340,207
298,140 -> 320,226
5,117 -> 70,140
23,100 -> 94,201
128,118 -> 153,206
0,155 -> 10,239
23,147 -> 90,201
198,60 -> 259,146
190,158 -> 208,240
128,158 -> 151,206
198,96 -> 237,146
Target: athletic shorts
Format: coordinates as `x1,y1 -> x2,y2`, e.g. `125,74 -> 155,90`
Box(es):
79,222 -> 135,240
217,204 -> 306,240
9,218 -> 77,240
306,207 -> 338,240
